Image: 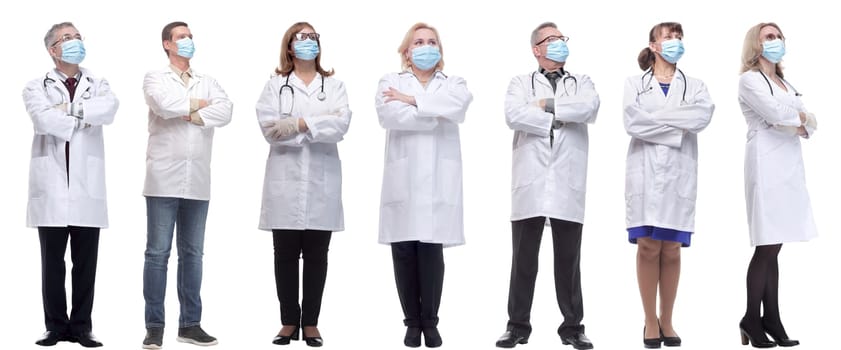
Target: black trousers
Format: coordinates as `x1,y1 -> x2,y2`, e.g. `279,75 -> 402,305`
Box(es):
391,241 -> 444,328
273,229 -> 332,326
38,226 -> 100,335
506,217 -> 584,338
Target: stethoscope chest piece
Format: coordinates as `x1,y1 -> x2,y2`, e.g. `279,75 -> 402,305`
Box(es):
317,91 -> 326,101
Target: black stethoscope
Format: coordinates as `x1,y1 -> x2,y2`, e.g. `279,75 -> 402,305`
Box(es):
638,68 -> 687,103
531,69 -> 577,96
758,71 -> 801,96
43,72 -> 92,100
279,74 -> 326,115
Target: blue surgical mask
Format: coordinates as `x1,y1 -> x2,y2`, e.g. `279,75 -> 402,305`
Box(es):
176,37 -> 195,58
60,39 -> 86,65
411,45 -> 441,71
762,39 -> 785,64
293,39 -> 320,61
659,39 -> 684,64
545,40 -> 569,63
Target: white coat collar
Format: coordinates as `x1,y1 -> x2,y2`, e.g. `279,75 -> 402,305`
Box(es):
641,68 -> 686,106
164,65 -> 203,89
400,69 -> 445,91
47,67 -> 92,99
287,71 -> 324,96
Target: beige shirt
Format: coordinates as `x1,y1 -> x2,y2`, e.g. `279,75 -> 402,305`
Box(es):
169,64 -> 204,126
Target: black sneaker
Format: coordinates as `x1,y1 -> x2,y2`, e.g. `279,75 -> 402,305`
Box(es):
177,326 -> 218,346
142,327 -> 164,349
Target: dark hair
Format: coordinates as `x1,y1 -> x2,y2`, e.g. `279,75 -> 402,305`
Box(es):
637,22 -> 683,71
161,21 -> 188,56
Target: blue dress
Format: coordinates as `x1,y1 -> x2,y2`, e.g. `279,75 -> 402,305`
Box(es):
628,226 -> 691,247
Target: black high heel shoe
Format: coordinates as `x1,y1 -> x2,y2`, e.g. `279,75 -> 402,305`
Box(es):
404,327 -> 421,348
302,327 -> 323,347
272,325 -> 300,345
658,321 -> 682,347
739,320 -> 776,348
761,317 -> 799,347
643,326 -> 662,349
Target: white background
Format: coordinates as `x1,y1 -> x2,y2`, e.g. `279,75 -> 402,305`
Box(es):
1,0 -> 837,349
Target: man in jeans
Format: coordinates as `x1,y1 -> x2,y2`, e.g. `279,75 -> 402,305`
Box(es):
141,21 -> 233,349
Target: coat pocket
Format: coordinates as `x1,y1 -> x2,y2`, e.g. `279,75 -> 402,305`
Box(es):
438,158 -> 463,205
86,156 -> 107,199
675,155 -> 698,201
29,156 -> 56,199
381,157 -> 409,204
567,148 -> 588,192
511,144 -> 539,190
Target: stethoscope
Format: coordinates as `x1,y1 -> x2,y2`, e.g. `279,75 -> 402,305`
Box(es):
43,72 -> 92,100
638,68 -> 687,104
758,71 -> 801,96
530,69 -> 577,96
279,74 -> 326,115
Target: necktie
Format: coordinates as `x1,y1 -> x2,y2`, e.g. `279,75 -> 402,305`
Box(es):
62,77 -> 79,183
63,77 -> 78,102
544,72 -> 560,93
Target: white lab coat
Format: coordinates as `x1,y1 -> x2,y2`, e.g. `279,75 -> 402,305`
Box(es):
23,68 -> 119,228
142,67 -> 233,200
376,71 -> 473,247
255,72 -> 351,231
739,70 -> 817,246
504,70 -> 600,223
623,71 -> 714,232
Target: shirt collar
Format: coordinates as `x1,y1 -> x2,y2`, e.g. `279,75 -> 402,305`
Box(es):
169,64 -> 193,79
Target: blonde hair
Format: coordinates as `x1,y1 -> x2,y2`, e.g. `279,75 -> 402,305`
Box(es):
741,22 -> 784,78
276,22 -> 334,77
397,22 -> 445,71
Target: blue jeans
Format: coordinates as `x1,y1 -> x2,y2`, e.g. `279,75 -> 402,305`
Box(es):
143,196 -> 209,328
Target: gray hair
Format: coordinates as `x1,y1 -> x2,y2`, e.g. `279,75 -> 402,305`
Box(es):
530,22 -> 557,46
44,22 -> 76,48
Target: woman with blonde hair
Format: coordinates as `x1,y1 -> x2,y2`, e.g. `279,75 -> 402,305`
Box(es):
737,22 -> 816,348
375,22 -> 473,348
256,21 -> 351,347
623,22 -> 714,348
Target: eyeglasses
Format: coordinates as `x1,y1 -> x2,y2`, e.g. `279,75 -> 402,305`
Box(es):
536,35 -> 569,46
763,33 -> 784,41
294,32 -> 320,41
51,33 -> 83,47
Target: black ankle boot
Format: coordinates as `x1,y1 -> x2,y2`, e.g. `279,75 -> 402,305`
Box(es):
739,319 -> 775,348
762,316 -> 799,347
404,327 -> 421,348
422,327 -> 442,348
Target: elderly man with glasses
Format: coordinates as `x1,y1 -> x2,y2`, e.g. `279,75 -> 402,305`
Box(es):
495,22 -> 600,350
23,21 -> 119,348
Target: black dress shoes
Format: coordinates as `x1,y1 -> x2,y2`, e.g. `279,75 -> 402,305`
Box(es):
496,331 -> 529,348
561,332 -> 594,350
302,327 -> 324,347
272,326 -> 300,345
35,331 -> 70,346
658,322 -> 681,347
422,327 -> 442,348
404,327 -> 422,348
72,332 -> 103,348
